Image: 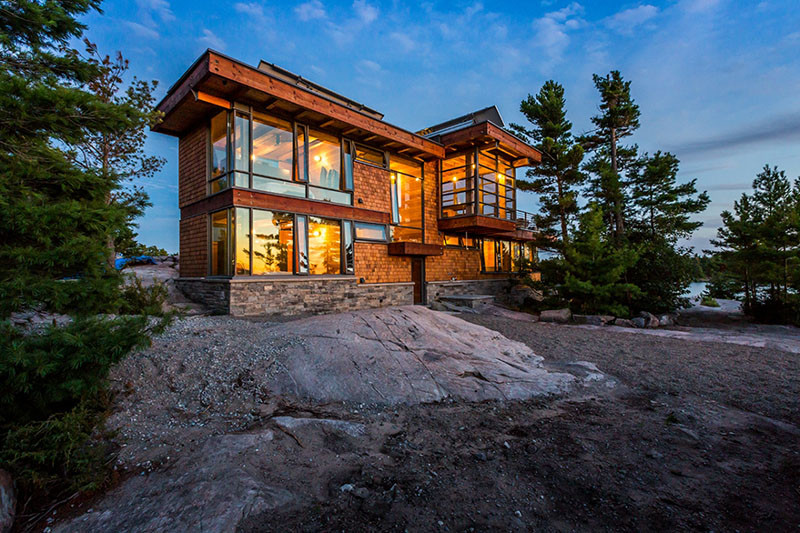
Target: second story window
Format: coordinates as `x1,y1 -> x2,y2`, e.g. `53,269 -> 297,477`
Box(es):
208,106 -> 352,205
389,155 -> 423,243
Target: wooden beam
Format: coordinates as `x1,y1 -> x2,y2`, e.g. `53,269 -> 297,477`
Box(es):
180,188 -> 391,225
194,90 -> 231,109
342,127 -> 359,136
319,119 -> 336,128
364,135 -> 378,142
265,99 -> 282,110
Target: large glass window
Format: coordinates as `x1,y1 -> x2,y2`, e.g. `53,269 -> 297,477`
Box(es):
478,146 -> 516,220
208,106 -> 351,205
390,155 -> 423,243
308,216 -> 341,275
252,112 -> 293,181
441,151 -> 476,218
251,210 -> 294,275
481,238 -> 529,272
210,210 -> 229,276
209,207 -> 356,277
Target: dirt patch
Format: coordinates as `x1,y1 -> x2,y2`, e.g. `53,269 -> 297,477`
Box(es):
51,308 -> 800,532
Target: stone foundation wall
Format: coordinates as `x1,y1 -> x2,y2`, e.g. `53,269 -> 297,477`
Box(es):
177,277 -> 413,316
425,278 -> 513,304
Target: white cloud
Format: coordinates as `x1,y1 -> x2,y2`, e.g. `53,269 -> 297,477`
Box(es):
124,21 -> 160,40
390,31 -> 416,52
352,0 -> 378,24
681,0 -> 722,13
198,28 -> 225,50
295,0 -> 326,21
135,0 -> 174,22
604,4 -> 659,35
234,2 -> 264,19
356,59 -> 382,74
532,2 -> 585,66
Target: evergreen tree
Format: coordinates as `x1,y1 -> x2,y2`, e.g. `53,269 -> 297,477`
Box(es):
624,151 -> 711,312
712,165 -> 800,318
69,40 -> 166,267
510,81 -> 584,252
579,71 -> 640,239
561,203 -> 640,316
0,0 -> 133,316
627,151 -> 710,241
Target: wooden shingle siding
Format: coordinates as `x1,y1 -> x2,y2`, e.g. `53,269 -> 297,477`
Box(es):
178,125 -> 207,208
354,242 -> 410,283
353,161 -> 391,212
179,215 -> 207,278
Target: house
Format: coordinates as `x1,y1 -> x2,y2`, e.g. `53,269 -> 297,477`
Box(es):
152,50 -> 541,315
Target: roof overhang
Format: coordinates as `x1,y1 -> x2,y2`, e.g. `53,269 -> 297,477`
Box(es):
152,51 -> 445,161
438,121 -> 541,165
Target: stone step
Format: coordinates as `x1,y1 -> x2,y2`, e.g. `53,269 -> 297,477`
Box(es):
438,294 -> 495,309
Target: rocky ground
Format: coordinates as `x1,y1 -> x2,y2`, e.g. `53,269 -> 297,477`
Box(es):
47,302 -> 800,532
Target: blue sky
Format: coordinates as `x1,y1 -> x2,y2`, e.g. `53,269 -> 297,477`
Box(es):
81,0 -> 800,253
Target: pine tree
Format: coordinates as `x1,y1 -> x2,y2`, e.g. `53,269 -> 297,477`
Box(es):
579,71 -> 640,239
69,40 -> 166,266
510,81 -> 584,252
627,151 -> 710,241
711,165 -> 800,317
561,203 -> 640,316
0,0 -> 134,316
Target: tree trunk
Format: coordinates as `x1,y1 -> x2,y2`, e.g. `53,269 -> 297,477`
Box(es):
610,127 -> 624,239
557,177 -> 569,248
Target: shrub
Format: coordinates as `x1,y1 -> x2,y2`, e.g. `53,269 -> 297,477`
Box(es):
120,276 -> 170,316
700,294 -> 720,307
0,315 -> 169,500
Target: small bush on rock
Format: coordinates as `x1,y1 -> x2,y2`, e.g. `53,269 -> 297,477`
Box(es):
120,276 -> 169,316
0,316 -> 168,499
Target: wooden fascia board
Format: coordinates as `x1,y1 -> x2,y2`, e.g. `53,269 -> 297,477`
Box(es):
155,54 -> 211,124
207,52 -> 445,159
180,188 -> 391,224
387,242 -> 444,256
438,122 -> 542,163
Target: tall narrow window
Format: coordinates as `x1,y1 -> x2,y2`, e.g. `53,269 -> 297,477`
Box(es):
482,238 -> 496,272
308,216 -> 341,275
343,141 -> 354,190
500,240 -> 512,271
251,210 -> 294,274
235,208 -> 251,275
296,215 -> 308,274
233,112 -> 250,173
210,210 -> 229,276
390,155 -> 423,243
210,111 -> 228,179
308,130 -> 341,190
342,220 -> 354,274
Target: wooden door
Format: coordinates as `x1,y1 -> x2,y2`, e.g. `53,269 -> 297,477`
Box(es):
411,257 -> 425,305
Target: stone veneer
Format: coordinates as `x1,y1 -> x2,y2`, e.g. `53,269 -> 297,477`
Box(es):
176,277 -> 413,316
425,278 -> 513,304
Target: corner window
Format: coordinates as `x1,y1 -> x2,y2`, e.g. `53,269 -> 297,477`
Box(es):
207,105 -> 352,205
441,151 -> 476,218
443,233 -> 477,249
480,238 -> 529,272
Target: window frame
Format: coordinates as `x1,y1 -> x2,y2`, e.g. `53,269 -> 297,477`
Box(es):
208,105 -> 353,206
354,221 -> 389,243
209,206 -> 361,277
388,153 -> 425,243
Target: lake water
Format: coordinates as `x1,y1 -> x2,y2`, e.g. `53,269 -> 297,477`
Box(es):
685,281 -> 708,299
